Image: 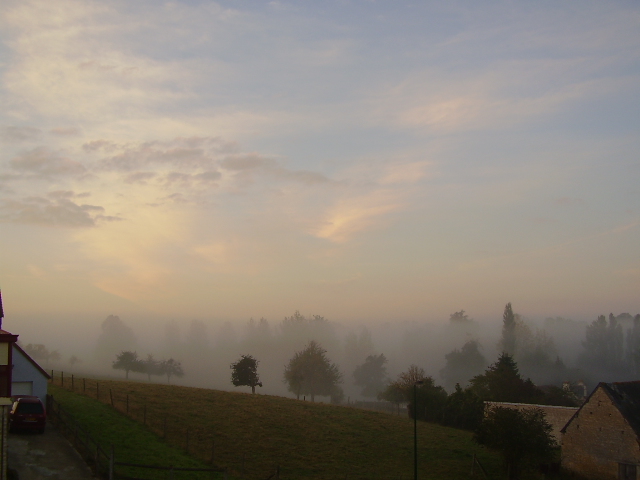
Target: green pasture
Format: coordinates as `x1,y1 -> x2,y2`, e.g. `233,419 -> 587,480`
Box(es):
50,379 -> 504,479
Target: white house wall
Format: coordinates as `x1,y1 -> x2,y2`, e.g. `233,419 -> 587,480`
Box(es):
12,347 -> 48,403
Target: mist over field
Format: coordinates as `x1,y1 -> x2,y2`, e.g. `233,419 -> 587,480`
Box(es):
9,307 -> 639,403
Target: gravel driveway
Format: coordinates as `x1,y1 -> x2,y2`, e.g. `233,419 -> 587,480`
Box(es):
8,423 -> 96,480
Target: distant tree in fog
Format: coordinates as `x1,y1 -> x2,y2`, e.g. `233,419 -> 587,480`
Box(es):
353,353 -> 388,398
380,365 -> 447,422
343,328 -> 375,368
112,351 -> 142,379
68,355 -> 82,370
379,364 -> 427,404
580,314 -> 624,372
449,310 -> 471,323
627,315 -> 640,375
141,354 -> 163,382
21,343 -> 61,366
23,344 -> 51,363
160,358 -> 184,384
231,355 -> 262,394
511,322 -> 563,385
498,303 -> 517,355
215,322 -> 238,348
162,320 -> 181,351
440,340 -> 486,391
280,311 -> 339,352
96,315 -> 138,363
186,319 -> 208,351
244,317 -> 271,345
283,340 -> 342,401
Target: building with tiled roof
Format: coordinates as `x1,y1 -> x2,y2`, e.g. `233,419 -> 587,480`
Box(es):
561,381 -> 640,480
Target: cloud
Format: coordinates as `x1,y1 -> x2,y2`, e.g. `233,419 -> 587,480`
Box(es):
98,137 -> 234,172
1,126 -> 42,142
313,190 -> 405,243
0,193 -> 118,227
82,140 -> 119,153
379,161 -> 432,185
220,153 -> 331,185
9,147 -> 86,178
372,52 -> 637,135
220,154 -> 273,171
157,170 -> 222,190
272,169 -> 330,185
124,172 -> 157,185
50,127 -> 81,136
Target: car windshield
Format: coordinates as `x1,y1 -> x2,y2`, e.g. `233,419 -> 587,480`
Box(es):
16,402 -> 44,414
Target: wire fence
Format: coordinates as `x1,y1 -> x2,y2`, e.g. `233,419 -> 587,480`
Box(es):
47,393 -> 229,479
50,371 -> 285,480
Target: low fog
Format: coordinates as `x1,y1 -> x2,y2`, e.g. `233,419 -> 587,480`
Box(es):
10,307 -> 639,402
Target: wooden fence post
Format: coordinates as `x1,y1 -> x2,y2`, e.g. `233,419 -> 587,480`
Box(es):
109,445 -> 114,480
126,395 -> 129,414
83,377 -> 86,392
71,374 -> 74,391
61,371 -> 64,387
109,389 -> 114,407
97,382 -> 99,400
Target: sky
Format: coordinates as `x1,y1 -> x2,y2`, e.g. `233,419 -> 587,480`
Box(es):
1,0 -> 639,340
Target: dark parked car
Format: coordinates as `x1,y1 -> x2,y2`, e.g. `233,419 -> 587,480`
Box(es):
9,396 -> 46,433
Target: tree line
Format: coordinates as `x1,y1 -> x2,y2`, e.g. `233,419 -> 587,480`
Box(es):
112,351 -> 184,383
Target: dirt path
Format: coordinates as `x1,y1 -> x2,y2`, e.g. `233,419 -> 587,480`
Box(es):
7,424 -> 96,480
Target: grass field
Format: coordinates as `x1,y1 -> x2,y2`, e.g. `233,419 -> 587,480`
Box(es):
50,377 -> 505,480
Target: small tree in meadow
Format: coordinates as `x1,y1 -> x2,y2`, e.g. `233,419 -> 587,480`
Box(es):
231,354 -> 262,394
160,358 -> 184,384
141,354 -> 163,382
112,351 -> 142,379
283,340 -> 342,401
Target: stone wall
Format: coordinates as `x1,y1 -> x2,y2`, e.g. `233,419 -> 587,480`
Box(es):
561,387 -> 640,480
485,401 -> 578,443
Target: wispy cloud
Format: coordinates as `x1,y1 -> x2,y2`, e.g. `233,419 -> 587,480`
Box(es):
0,126 -> 42,143
0,192 -> 119,227
9,147 -> 86,178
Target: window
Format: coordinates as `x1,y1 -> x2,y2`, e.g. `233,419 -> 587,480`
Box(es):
619,463 -> 637,480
